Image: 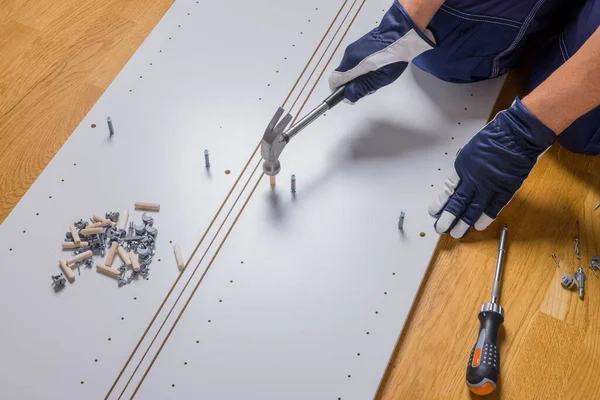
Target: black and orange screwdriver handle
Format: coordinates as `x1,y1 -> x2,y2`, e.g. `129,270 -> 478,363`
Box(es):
466,302 -> 504,395
466,224 -> 508,396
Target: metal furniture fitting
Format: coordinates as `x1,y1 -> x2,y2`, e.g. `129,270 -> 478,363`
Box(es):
574,268 -> 586,300
398,212 -> 405,230
52,274 -> 66,290
291,174 -> 296,193
560,274 -> 576,289
107,116 -> 115,135
204,149 -> 210,168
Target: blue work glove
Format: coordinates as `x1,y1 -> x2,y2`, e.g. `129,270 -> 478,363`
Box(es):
429,98 -> 557,238
328,1 -> 435,103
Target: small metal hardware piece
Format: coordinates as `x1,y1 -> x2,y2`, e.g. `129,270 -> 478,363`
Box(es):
590,256 -> 600,278
141,212 -> 154,226
128,221 -> 134,237
398,212 -> 405,230
291,174 -> 296,193
137,246 -> 152,258
51,274 -> 66,290
74,219 -> 88,230
107,116 -> 115,135
123,236 -> 143,242
575,238 -> 581,260
105,212 -> 119,222
134,223 -> 146,236
574,268 -> 586,300
560,274 -> 576,289
594,202 -> 600,211
145,225 -> 158,237
65,232 -> 73,241
552,254 -> 560,268
204,149 -> 210,168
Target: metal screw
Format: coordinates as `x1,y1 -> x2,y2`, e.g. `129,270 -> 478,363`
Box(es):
128,221 -> 134,237
552,254 -> 560,268
589,256 -> 600,278
291,174 -> 296,193
107,116 -> 115,136
575,238 -> 581,260
574,268 -> 586,300
398,212 -> 405,230
204,149 -> 210,168
594,202 -> 600,211
560,274 -> 576,289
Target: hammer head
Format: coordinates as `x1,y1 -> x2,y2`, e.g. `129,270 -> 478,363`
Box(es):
261,107 -> 293,176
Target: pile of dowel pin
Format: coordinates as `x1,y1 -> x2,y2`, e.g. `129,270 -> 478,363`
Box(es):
51,202 -> 161,291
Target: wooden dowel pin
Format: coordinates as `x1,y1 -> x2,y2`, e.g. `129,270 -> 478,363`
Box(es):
174,245 -> 184,271
79,227 -> 104,236
105,241 -> 118,267
62,241 -> 89,250
59,259 -> 76,282
134,202 -> 160,212
117,209 -> 129,231
69,224 -> 81,245
117,245 -> 132,267
130,251 -> 140,272
96,264 -> 121,278
66,250 -> 93,267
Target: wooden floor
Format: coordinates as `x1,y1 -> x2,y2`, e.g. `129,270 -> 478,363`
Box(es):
1,1 -> 599,399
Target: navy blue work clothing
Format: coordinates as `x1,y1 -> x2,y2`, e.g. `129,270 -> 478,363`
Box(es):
413,0 -> 599,155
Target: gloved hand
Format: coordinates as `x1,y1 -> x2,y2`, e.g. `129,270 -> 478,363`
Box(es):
429,97 -> 557,238
328,1 -> 435,103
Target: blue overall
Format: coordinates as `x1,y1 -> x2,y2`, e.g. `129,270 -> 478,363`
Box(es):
413,0 -> 600,155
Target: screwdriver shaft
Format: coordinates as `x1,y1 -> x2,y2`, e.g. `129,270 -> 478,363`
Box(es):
491,225 -> 508,304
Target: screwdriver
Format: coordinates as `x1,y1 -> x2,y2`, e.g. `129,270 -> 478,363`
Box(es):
466,224 -> 508,396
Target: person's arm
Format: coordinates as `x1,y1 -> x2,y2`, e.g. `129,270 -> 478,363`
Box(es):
399,0 -> 445,31
429,28 -> 600,239
328,0 -> 441,103
523,26 -> 600,134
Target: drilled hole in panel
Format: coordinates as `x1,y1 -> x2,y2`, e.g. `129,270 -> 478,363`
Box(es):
225,170 -> 231,175
91,124 -> 96,128
420,232 -> 426,237
94,359 -> 98,362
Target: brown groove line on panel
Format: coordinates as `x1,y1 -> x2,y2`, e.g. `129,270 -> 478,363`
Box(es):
106,1 -> 353,398
129,0 -> 368,397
